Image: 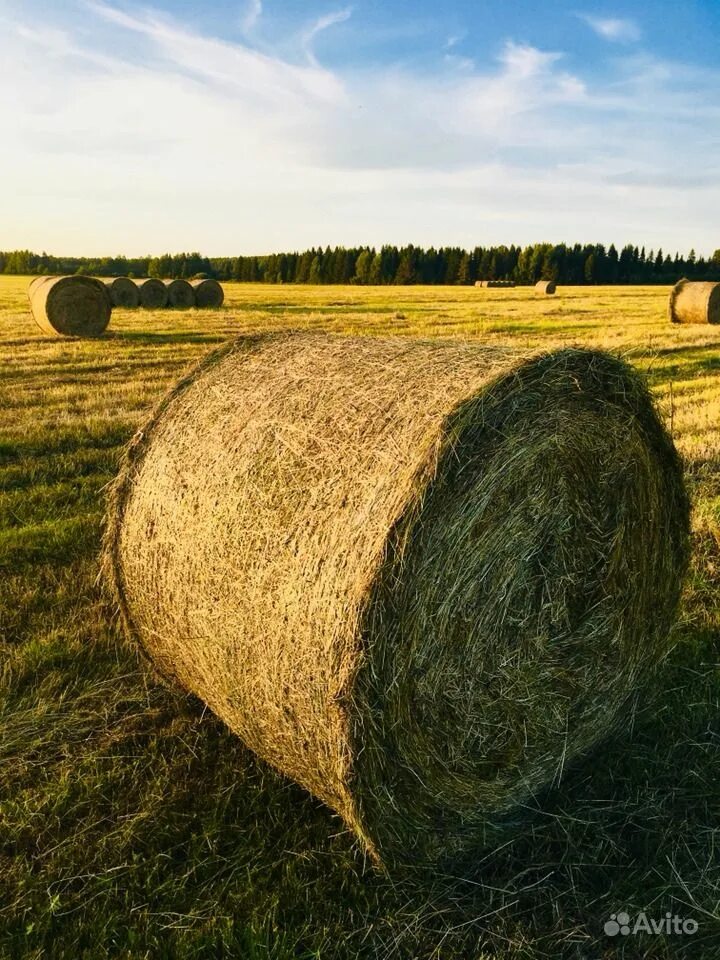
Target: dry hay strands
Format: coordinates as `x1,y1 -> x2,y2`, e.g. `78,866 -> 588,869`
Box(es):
136,278 -> 168,309
668,278 -> 720,324
104,332 -> 689,871
191,278 -> 225,309
535,280 -> 557,295
27,275 -> 111,337
165,279 -> 195,310
104,276 -> 140,309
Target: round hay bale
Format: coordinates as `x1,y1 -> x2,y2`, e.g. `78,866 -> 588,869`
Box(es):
190,278 -> 225,309
104,333 -> 689,869
165,279 -> 195,310
136,278 -> 168,309
535,280 -> 557,295
474,280 -> 488,287
104,277 -> 140,309
28,276 -> 111,338
668,279 -> 720,324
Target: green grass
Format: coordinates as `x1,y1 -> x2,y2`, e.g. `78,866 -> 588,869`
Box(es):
1,277 -> 719,959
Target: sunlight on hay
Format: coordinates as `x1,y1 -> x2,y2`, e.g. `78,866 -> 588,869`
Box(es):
28,276 -> 111,337
104,332 -> 689,869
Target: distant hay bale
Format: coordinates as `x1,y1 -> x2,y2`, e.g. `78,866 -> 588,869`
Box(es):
28,276 -> 111,338
165,279 -> 195,310
668,279 -> 720,324
104,277 -> 140,309
481,280 -> 516,288
104,332 -> 689,869
190,278 -> 224,309
474,280 -> 488,287
535,280 -> 557,295
136,278 -> 168,309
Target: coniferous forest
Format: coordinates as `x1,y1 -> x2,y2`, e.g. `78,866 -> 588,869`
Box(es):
2,242 -> 719,285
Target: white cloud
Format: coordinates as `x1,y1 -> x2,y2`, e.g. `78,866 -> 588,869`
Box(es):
240,0 -> 262,35
0,2 -> 718,255
580,14 -> 641,43
302,7 -> 352,66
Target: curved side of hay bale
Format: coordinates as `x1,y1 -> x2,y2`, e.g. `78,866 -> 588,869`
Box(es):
535,280 -> 557,295
104,333 -> 689,868
136,278 -> 168,309
668,279 -> 720,324
190,278 -> 224,308
165,279 -> 195,309
28,276 -> 111,337
105,277 -> 140,309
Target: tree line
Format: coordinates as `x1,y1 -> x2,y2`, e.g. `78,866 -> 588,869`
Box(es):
2,243 -> 720,285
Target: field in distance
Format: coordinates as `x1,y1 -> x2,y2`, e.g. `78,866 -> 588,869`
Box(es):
1,276 -> 719,958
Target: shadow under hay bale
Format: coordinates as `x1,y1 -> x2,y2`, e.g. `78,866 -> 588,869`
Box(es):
535,280 -> 557,295
136,278 -> 168,309
191,278 -> 225,309
104,276 -> 140,309
668,278 -> 720,324
104,332 -> 689,871
165,278 -> 195,310
28,276 -> 111,337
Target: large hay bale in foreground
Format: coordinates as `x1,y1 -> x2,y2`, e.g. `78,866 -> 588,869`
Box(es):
191,278 -> 224,308
104,277 -> 140,309
105,333 -> 689,868
535,280 -> 557,295
165,278 -> 195,309
136,278 -> 168,309
28,276 -> 111,337
668,279 -> 720,324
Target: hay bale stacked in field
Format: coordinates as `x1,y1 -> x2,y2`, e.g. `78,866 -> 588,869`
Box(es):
105,332 -> 689,869
191,278 -> 224,308
165,278 -> 195,310
474,280 -> 488,287
28,276 -> 111,338
479,280 -> 516,288
104,277 -> 140,309
668,279 -> 720,324
135,278 -> 168,309
535,280 -> 557,295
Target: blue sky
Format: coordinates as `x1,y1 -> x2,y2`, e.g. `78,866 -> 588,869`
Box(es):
1,0 -> 719,255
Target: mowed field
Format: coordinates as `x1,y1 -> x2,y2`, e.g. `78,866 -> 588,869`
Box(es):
1,275 -> 719,959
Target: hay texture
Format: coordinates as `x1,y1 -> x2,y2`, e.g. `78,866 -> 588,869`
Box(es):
535,280 -> 557,295
668,279 -> 720,324
104,277 -> 140,309
191,278 -> 225,309
105,332 -> 689,868
28,276 -> 111,337
136,278 -> 168,309
165,279 -> 195,310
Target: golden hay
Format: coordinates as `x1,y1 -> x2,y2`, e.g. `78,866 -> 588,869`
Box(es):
535,280 -> 557,295
668,279 -> 720,324
28,276 -> 111,337
190,278 -> 225,309
136,278 -> 168,309
104,277 -> 140,309
104,332 -> 689,869
165,279 -> 195,310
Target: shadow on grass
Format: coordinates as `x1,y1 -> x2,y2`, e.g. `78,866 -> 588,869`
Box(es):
106,331 -> 230,346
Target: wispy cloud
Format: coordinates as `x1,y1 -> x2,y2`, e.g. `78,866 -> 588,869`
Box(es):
580,14 -> 641,43
302,7 -> 352,66
240,0 -> 262,34
1,2 -> 718,255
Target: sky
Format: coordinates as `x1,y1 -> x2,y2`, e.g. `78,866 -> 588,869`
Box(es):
0,0 -> 719,256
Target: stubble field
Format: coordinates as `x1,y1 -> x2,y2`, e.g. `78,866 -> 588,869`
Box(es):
1,276 -> 718,959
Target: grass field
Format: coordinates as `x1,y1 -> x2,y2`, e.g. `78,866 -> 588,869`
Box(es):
1,276 -> 719,959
